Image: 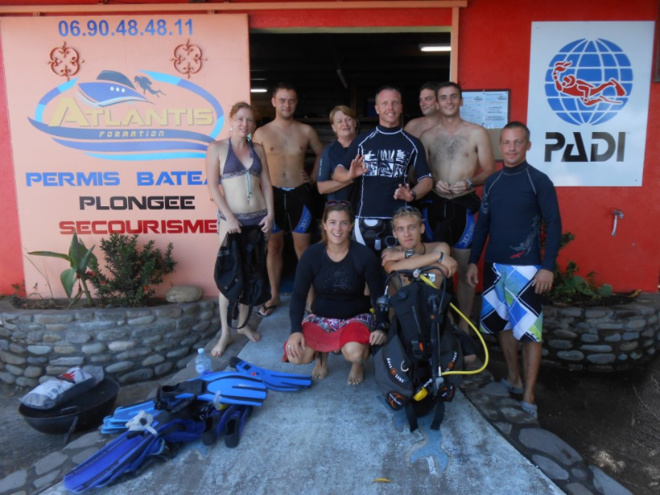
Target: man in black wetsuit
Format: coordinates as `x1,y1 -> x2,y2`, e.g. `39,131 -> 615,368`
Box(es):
467,121 -> 561,420
333,86 -> 433,253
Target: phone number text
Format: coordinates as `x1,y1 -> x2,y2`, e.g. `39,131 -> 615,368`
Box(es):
58,18 -> 193,38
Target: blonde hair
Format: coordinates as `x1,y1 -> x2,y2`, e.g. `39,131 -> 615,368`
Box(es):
329,105 -> 356,125
391,205 -> 423,228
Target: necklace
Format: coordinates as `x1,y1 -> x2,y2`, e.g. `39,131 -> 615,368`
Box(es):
245,173 -> 252,202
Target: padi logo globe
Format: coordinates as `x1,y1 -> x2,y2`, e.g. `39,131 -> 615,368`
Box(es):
545,38 -> 632,126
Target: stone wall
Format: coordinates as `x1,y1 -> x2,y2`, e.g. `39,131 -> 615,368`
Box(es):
541,293 -> 660,371
481,293 -> 660,372
0,299 -> 219,388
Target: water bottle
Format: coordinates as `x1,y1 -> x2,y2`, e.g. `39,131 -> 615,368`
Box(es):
195,348 -> 212,376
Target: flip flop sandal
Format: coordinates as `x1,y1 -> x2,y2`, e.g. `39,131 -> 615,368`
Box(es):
257,303 -> 278,317
520,401 -> 538,419
500,378 -> 524,395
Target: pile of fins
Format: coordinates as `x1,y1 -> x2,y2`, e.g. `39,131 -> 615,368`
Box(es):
64,359 -> 312,493
102,358 -> 311,434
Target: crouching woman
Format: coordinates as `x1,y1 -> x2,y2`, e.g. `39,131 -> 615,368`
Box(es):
285,200 -> 387,385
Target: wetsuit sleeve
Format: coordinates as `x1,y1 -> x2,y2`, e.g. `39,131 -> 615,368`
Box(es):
359,246 -> 387,331
537,175 -> 562,271
469,184 -> 491,265
289,248 -> 316,334
340,138 -> 360,170
317,145 -> 333,182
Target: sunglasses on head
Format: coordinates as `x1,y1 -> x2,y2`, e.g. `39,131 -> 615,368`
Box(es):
325,200 -> 351,207
393,205 -> 420,215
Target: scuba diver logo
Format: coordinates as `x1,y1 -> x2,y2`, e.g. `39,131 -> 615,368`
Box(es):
545,38 -> 632,126
29,69 -> 224,161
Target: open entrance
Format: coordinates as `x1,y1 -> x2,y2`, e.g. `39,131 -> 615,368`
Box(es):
248,30 -> 452,290
249,30 -> 452,131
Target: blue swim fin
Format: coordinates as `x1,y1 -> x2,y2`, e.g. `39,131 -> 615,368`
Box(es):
230,357 -> 313,391
103,371 -> 266,434
65,414 -> 210,492
157,371 -> 267,407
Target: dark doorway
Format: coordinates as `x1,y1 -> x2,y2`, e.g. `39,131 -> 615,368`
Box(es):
249,31 -> 451,126
248,31 -> 451,292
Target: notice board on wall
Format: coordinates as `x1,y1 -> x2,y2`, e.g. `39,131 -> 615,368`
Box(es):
461,89 -> 510,160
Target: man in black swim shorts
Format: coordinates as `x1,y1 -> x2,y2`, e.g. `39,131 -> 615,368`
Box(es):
420,81 -> 496,335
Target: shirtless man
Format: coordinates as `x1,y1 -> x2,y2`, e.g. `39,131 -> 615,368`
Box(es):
403,81 -> 441,138
253,82 -> 324,317
420,81 -> 496,334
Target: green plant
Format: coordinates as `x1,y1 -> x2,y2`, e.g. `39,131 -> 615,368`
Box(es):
88,234 -> 176,307
28,233 -> 98,307
545,232 -> 613,305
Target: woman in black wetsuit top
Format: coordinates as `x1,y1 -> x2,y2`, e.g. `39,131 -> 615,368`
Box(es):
205,102 -> 275,357
284,200 -> 387,385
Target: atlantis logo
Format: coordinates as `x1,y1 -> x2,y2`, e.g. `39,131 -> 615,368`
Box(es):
29,69 -> 223,161
544,38 -> 632,126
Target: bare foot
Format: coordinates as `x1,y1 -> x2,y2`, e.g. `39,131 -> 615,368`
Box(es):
237,325 -> 262,343
312,352 -> 328,379
347,362 -> 364,385
211,334 -> 231,357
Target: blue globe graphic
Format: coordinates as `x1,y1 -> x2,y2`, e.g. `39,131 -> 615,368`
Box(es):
545,38 -> 632,126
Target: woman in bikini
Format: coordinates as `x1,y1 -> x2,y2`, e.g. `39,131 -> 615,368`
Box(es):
206,102 -> 274,357
285,200 -> 387,385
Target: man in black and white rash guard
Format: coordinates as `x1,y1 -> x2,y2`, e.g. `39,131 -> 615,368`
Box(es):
333,86 -> 433,253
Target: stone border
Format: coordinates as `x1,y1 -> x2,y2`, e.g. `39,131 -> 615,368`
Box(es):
479,293 -> 660,372
542,293 -> 660,371
0,299 -> 219,388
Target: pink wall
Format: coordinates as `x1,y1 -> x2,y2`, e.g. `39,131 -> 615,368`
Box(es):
1,0 -> 658,293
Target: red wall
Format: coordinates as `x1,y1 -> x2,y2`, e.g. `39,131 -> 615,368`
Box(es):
1,0 -> 658,293
459,0 -> 660,292
0,33 -> 23,295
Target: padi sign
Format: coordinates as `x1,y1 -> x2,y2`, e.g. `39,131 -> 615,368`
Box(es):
29,69 -> 223,161
527,22 -> 653,186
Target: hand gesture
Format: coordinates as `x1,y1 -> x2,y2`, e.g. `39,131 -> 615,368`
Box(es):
394,183 -> 414,201
348,155 -> 367,180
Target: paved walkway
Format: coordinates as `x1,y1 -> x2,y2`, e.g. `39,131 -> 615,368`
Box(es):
2,296 -> 631,494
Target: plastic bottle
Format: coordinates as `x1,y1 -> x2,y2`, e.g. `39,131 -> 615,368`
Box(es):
195,348 -> 212,376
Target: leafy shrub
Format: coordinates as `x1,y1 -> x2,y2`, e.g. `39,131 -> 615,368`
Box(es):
89,234 -> 176,307
545,232 -> 613,305
28,233 -> 98,307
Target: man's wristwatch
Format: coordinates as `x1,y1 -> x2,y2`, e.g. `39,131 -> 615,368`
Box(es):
410,190 -> 417,201
465,178 -> 474,190
404,249 -> 415,259
438,252 -> 444,263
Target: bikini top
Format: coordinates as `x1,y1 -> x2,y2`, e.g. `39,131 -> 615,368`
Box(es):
220,140 -> 262,183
